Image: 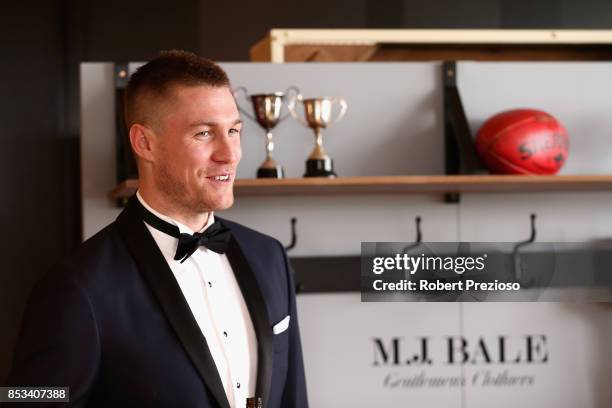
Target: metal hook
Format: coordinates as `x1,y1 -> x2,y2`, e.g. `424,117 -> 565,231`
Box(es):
285,217 -> 298,251
513,213 -> 536,286
403,216 -> 422,252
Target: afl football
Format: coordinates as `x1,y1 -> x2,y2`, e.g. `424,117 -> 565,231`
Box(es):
475,109 -> 569,175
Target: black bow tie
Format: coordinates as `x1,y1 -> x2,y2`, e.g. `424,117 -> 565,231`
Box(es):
137,200 -> 232,263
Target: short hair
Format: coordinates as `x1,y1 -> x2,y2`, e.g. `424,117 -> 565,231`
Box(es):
124,50 -> 230,128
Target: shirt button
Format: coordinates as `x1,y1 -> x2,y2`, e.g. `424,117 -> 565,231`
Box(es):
223,331 -> 228,337
236,382 -> 240,388
208,281 -> 212,288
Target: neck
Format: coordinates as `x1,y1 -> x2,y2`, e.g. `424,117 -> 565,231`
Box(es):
138,187 -> 211,232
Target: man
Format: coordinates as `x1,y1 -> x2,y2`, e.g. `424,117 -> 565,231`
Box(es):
6,50 -> 308,408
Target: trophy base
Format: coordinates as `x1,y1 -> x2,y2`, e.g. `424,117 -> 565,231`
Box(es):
304,158 -> 336,178
257,166 -> 284,179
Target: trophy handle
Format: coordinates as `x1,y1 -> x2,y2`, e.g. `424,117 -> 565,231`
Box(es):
279,86 -> 301,122
232,86 -> 256,122
330,96 -> 348,124
287,93 -> 309,127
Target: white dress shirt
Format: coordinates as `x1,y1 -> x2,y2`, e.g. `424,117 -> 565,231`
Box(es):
137,192 -> 257,408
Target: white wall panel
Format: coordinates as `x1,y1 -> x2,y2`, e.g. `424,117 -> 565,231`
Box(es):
81,61 -> 612,407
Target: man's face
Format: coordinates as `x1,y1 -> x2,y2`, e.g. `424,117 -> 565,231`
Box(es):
150,84 -> 242,214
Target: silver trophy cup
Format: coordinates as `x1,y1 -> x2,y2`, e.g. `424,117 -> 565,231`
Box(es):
233,86 -> 300,178
288,94 -> 348,177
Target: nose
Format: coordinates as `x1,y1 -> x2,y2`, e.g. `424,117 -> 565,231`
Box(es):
211,132 -> 240,164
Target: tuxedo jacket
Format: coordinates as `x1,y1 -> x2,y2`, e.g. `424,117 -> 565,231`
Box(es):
6,197 -> 308,407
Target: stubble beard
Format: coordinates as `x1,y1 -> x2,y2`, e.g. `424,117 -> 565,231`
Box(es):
156,162 -> 234,215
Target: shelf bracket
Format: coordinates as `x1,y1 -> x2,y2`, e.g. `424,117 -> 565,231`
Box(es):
442,61 -> 486,203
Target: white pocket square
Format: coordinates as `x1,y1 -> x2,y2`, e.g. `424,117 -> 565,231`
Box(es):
273,315 -> 290,335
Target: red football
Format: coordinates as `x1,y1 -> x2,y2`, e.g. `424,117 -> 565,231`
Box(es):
475,109 -> 569,175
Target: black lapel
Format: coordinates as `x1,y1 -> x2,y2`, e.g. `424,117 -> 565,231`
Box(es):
116,197 -> 231,408
222,229 -> 273,407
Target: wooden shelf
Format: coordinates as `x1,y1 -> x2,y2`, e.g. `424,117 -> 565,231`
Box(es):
250,29 -> 612,62
109,175 -> 612,199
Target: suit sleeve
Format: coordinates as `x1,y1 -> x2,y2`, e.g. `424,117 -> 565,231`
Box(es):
4,265 -> 100,407
277,242 -> 309,408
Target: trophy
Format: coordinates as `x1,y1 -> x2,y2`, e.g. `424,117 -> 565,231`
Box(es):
288,94 -> 348,178
233,86 -> 300,178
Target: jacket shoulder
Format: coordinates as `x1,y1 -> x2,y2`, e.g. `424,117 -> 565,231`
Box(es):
51,222 -> 128,284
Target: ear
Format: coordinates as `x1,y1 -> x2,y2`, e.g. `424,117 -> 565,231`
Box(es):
129,123 -> 156,163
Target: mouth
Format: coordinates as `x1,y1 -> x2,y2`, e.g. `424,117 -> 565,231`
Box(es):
206,173 -> 233,183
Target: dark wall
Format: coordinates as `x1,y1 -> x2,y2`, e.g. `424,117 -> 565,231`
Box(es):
76,0 -> 200,62
0,0 -> 200,384
201,0 -> 612,61
2,0 -> 612,384
199,0 -> 368,61
0,1 -> 78,384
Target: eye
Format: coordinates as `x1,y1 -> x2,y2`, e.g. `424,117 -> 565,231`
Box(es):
229,128 -> 241,136
195,130 -> 210,138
